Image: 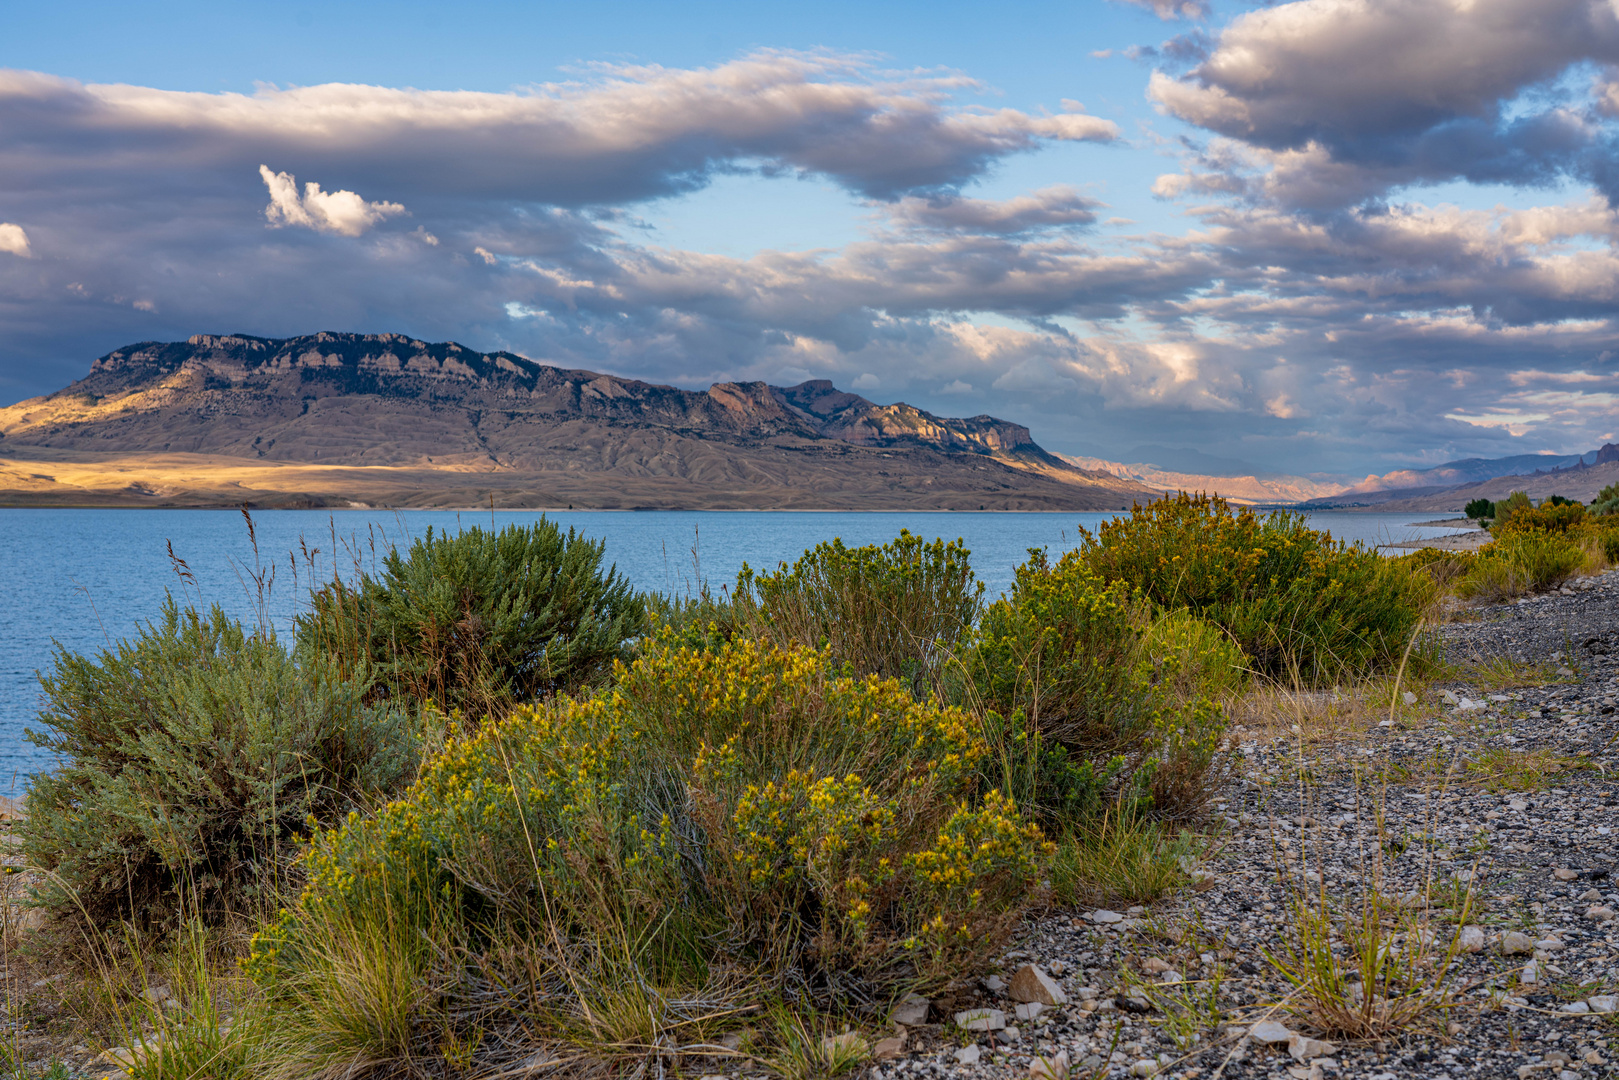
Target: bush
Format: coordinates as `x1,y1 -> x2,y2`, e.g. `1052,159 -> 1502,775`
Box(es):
23,601 -> 416,930
1464,498 -> 1495,521
301,521 -> 644,714
734,530 -> 982,697
1078,494 -> 1428,681
1495,501 -> 1586,536
1493,490 -> 1532,530
248,635 -> 1050,1070
1458,530 -> 1585,601
969,550 -> 1240,823
1592,482 -> 1619,518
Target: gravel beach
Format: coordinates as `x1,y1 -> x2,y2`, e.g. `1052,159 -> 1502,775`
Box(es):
869,569 -> 1619,1080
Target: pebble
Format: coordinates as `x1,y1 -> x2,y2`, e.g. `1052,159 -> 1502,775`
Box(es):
1500,930 -> 1537,955
1029,1049 -> 1070,1080
1008,964 -> 1067,1006
1458,924 -> 1486,953
1249,1019 -> 1293,1044
954,1008 -> 1006,1032
889,992 -> 930,1027
955,1044 -> 983,1065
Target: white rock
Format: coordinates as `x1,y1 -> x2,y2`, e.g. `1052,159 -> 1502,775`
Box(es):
1029,1049 -> 1071,1080
1561,1001 -> 1591,1014
1457,925 -> 1486,953
890,992 -> 930,1027
1500,930 -> 1537,955
1249,1019 -> 1294,1044
1590,995 -> 1618,1013
1090,909 -> 1124,924
1015,1002 -> 1046,1021
1289,1034 -> 1338,1061
1522,959 -> 1541,985
1130,1060 -> 1158,1077
1587,906 -> 1616,921
955,1043 -> 982,1065
1403,691 -> 1417,705
1009,964 -> 1068,1005
983,974 -> 1007,993
954,1007 -> 1006,1032
1509,798 -> 1529,812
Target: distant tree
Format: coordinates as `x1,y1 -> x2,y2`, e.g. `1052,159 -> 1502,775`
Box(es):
1464,498 -> 1495,521
1546,494 -> 1583,508
1593,482 -> 1619,517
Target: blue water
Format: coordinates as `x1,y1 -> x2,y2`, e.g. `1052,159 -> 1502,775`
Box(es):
0,508 -> 1469,789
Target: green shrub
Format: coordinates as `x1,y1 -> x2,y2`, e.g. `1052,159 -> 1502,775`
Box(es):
248,635 -> 1049,1070
969,550 -> 1239,823
734,530 -> 982,697
1493,490 -> 1532,530
1547,494 -> 1582,508
1592,482 -> 1619,518
300,521 -> 644,714
1458,530 -> 1584,601
1464,498 -> 1495,521
1077,493 -> 1428,681
23,601 -> 416,930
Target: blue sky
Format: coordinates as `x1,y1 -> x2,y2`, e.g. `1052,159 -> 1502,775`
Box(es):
1,0 -> 1616,474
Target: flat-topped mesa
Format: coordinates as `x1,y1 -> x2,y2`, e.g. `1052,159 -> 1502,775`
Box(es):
0,331 -> 1160,510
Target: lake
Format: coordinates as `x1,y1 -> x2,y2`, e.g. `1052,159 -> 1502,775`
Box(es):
0,507 -> 1469,789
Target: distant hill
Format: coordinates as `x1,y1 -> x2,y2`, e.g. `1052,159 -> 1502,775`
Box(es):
0,333 -> 1158,510
1060,454 -> 1351,505
1298,445 -> 1618,509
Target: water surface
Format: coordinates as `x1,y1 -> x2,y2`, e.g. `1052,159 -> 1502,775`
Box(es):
0,508 -> 1468,789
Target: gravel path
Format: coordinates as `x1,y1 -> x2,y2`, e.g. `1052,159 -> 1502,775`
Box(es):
874,570 -> 1619,1080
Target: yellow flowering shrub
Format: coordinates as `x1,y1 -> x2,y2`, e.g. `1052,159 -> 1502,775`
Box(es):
1079,493 -> 1429,680
250,631 -> 1050,1005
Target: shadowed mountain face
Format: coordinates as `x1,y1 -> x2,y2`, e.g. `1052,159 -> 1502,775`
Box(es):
0,333 -> 1154,510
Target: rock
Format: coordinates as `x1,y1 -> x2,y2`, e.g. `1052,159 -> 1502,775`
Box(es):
955,1044 -> 982,1065
1587,906 -> 1616,921
954,1007 -> 1006,1032
1590,995 -> 1618,1013
1015,1002 -> 1046,1021
1501,930 -> 1537,955
1289,1034 -> 1338,1061
1009,964 -> 1068,1006
1029,1050 -> 1071,1080
1250,1019 -> 1294,1044
821,1031 -> 864,1059
140,985 -> 170,1005
1141,957 -> 1172,974
1458,925 -> 1486,953
1555,868 -> 1579,881
983,974 -> 1007,993
1522,958 -> 1540,985
1561,1001 -> 1591,1014
1090,909 -> 1124,924
1403,691 -> 1417,705
1510,798 -> 1529,812
873,1034 -> 906,1061
1130,1060 -> 1158,1077
890,992 -> 930,1027
1581,888 -> 1605,901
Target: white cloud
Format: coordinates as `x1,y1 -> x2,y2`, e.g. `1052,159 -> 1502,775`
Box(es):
259,166 -> 406,236
0,223 -> 31,257
941,379 -> 974,393
850,372 -> 879,389
1115,0 -> 1208,19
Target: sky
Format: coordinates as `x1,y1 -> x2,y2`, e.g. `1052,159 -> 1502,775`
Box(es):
1,0 -> 1616,477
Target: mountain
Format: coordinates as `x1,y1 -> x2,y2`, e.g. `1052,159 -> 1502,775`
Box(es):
1297,447 -> 1612,508
1364,445 -> 1619,512
0,333 -> 1157,510
1059,454 -> 1352,506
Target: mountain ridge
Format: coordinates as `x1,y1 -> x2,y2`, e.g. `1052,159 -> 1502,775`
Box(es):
0,332 -> 1155,510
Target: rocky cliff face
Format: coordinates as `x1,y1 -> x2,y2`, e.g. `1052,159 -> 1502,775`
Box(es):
0,333 -> 1154,510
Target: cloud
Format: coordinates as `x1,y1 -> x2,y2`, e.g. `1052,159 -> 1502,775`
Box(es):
0,223 -> 30,257
885,185 -> 1103,234
1149,0 -> 1619,207
0,55 -> 1115,207
1114,0 -> 1208,20
259,166 -> 406,236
